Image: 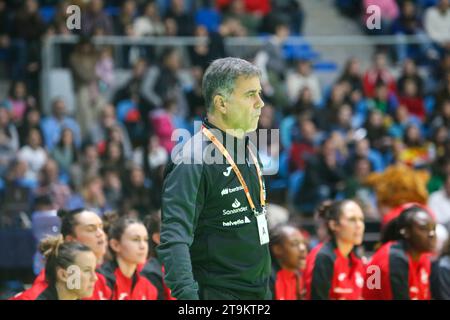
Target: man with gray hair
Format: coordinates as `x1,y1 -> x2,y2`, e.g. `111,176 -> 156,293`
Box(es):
158,57 -> 271,299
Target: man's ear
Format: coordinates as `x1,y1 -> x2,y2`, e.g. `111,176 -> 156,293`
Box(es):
65,234 -> 75,242
213,94 -> 226,114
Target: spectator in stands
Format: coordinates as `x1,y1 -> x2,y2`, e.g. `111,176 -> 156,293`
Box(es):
113,0 -> 137,35
431,238 -> 450,299
18,107 -> 42,147
1,159 -> 34,219
270,224 -> 308,300
10,0 -> 46,80
398,124 -> 434,168
7,80 -> 36,124
153,47 -> 188,118
217,0 -> 270,16
122,166 -> 155,219
431,99 -> 450,130
295,136 -> 346,215
95,46 -> 115,94
133,135 -> 168,179
291,87 -> 317,121
424,0 -> 450,56
116,59 -> 154,119
81,0 -> 113,36
364,204 -> 436,300
287,59 -> 322,106
101,141 -> 128,177
17,128 -> 47,183
70,144 -> 101,193
289,119 -> 319,173
398,78 -> 425,120
428,174 -> 450,229
80,175 -> 107,215
319,83 -> 347,131
164,0 -> 195,36
365,109 -> 392,154
392,0 -> 438,63
89,104 -> 132,156
338,57 -> 364,93
102,168 -> 122,210
133,0 -> 165,37
304,200 -> 366,300
255,16 -> 290,110
150,98 -> 177,153
363,52 -> 397,98
367,81 -> 398,117
50,128 -> 79,177
222,0 -> 261,36
430,125 -> 449,159
36,159 -> 72,209
398,59 -> 424,97
435,73 -> 450,109
41,98 -> 81,151
69,37 -> 105,137
344,156 -> 378,219
185,65 -> 206,121
0,105 -> 19,176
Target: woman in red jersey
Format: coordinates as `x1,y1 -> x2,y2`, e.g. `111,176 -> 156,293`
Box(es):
36,236 -> 98,300
269,224 -> 308,300
99,217 -> 158,300
11,208 -> 109,300
363,203 -> 436,300
303,199 -> 366,300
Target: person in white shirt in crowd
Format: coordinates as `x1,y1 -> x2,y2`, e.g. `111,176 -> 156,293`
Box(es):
428,174 -> 450,230
424,0 -> 450,52
133,1 -> 165,37
17,128 -> 47,183
286,59 -> 322,106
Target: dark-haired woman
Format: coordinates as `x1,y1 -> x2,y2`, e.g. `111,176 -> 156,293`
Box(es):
269,224 -> 308,300
140,213 -> 175,300
99,217 -> 158,300
303,200 -> 366,300
11,208 -> 109,300
363,203 -> 436,300
36,236 -> 98,300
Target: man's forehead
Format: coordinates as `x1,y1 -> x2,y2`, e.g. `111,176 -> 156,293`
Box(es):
234,75 -> 261,91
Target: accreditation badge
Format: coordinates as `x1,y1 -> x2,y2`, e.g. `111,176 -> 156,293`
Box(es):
256,212 -> 269,245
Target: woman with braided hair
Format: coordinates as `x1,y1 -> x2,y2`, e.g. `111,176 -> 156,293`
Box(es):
303,199 -> 366,300
36,235 -> 98,300
363,203 -> 436,300
269,224 -> 308,300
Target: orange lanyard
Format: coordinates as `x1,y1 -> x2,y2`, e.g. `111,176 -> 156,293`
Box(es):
201,126 -> 266,215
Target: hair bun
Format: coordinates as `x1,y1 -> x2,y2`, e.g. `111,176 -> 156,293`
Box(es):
39,235 -> 64,259
316,200 -> 333,220
57,209 -> 68,219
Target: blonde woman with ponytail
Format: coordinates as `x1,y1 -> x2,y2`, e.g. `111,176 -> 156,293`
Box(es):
36,235 -> 98,300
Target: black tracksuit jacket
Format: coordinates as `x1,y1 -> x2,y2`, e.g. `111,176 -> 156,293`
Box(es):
157,120 -> 271,300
